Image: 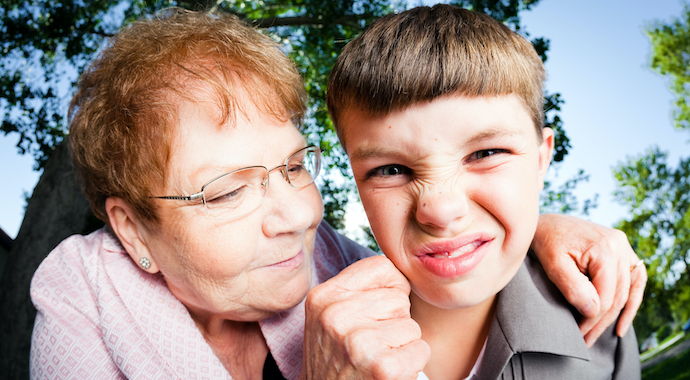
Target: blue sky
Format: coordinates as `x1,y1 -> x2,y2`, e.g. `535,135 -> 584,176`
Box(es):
1,0 -> 689,239
520,0 -> 689,228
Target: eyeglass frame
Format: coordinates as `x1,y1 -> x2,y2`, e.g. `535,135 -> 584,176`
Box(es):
151,145 -> 322,219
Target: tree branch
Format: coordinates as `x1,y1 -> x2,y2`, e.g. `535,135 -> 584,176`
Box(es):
251,14 -> 364,28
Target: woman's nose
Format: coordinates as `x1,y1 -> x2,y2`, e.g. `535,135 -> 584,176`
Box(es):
414,184 -> 469,232
261,171 -> 315,237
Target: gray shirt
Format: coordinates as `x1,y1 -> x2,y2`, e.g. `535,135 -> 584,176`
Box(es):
477,253 -> 641,380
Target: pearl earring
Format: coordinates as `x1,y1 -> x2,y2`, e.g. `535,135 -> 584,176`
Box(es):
139,257 -> 151,270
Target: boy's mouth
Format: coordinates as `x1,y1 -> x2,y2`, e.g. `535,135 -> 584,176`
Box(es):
415,235 -> 493,278
428,240 -> 484,259
416,233 -> 492,257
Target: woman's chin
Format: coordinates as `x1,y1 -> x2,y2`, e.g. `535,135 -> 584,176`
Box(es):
229,287 -> 310,321
264,267 -> 313,314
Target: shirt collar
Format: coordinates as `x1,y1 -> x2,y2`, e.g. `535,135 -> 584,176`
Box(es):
494,253 -> 591,359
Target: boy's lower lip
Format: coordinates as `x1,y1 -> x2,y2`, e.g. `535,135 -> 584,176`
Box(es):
416,240 -> 491,278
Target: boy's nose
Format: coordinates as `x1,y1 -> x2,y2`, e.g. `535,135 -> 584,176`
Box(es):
414,186 -> 469,231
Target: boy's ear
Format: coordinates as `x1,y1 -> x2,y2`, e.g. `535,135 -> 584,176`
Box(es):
537,127 -> 555,190
105,197 -> 160,273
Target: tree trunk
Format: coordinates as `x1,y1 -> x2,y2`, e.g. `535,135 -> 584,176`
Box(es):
0,137 -> 103,379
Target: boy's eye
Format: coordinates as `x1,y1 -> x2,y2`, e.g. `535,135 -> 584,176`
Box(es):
368,164 -> 412,178
363,164 -> 413,188
468,149 -> 509,161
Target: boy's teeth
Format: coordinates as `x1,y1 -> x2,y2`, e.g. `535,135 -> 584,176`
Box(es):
431,252 -> 450,259
429,241 -> 482,259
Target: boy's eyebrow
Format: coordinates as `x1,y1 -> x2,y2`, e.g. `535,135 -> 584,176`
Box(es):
350,128 -> 519,160
465,128 -> 517,145
350,145 -> 403,160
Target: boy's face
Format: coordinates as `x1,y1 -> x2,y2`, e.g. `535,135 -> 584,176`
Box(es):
343,95 -> 554,311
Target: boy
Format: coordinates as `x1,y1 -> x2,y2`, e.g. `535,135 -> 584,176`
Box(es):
326,5 -> 640,379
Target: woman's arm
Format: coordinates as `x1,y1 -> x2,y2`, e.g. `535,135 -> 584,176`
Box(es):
532,214 -> 647,347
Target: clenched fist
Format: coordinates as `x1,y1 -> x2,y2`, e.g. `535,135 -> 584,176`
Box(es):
301,255 -> 430,380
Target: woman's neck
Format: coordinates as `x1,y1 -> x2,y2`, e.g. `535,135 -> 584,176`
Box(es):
190,310 -> 269,380
411,292 -> 496,380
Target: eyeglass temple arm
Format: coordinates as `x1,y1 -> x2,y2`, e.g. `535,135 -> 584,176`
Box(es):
152,192 -> 204,201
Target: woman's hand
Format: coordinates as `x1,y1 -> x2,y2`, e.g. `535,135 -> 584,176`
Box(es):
301,255 -> 430,380
532,213 -> 647,347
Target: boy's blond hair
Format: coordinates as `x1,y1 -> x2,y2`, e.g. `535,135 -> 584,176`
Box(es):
327,4 -> 546,148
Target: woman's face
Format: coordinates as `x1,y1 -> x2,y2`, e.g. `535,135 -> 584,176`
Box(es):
142,90 -> 323,322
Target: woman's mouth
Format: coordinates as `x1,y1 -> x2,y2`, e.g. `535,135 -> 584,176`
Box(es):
266,249 -> 305,270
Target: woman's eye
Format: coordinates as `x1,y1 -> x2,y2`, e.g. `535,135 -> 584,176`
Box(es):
206,186 -> 245,206
287,163 -> 305,174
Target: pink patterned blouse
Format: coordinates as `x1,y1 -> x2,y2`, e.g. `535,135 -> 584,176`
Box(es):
30,222 -> 373,379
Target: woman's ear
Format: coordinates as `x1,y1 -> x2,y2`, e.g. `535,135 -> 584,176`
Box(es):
105,197 -> 160,273
537,127 -> 555,190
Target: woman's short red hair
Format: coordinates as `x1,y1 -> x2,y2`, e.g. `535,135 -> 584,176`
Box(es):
69,8 -> 307,225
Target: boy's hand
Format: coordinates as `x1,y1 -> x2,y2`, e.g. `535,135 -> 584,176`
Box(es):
532,213 -> 647,347
301,255 -> 430,380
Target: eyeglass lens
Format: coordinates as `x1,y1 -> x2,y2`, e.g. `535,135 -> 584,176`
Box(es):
202,147 -> 320,220
285,147 -> 321,187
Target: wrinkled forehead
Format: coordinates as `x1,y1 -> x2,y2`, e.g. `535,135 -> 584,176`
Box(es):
153,73 -> 299,193
169,65 -> 293,129
171,78 -> 293,136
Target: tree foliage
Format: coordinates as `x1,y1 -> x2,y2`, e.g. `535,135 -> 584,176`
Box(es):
613,4 -> 690,344
614,148 -> 690,340
648,2 -> 690,131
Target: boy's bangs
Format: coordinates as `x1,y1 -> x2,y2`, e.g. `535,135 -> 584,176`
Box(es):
328,5 -> 546,136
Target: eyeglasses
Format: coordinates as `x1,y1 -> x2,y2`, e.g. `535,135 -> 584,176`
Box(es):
152,146 -> 321,221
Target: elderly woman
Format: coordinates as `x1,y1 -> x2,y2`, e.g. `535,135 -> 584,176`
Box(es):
30,9 -> 643,380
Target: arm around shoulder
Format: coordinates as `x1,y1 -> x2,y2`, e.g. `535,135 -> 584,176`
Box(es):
532,213 -> 646,345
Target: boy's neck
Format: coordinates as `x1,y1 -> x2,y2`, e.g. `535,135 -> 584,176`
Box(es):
411,292 -> 496,380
